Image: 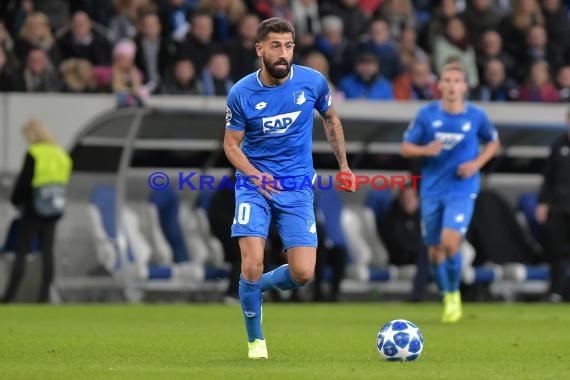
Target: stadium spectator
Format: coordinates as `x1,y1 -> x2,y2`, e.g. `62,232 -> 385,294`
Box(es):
14,12 -> 61,67
199,51 -> 233,96
13,48 -> 62,92
518,60 -> 560,102
111,38 -> 145,105
57,11 -> 112,66
252,0 -> 293,22
0,20 -> 15,54
432,16 -> 479,88
319,0 -> 369,41
475,30 -> 515,83
337,52 -> 394,100
379,184 -> 422,267
59,58 -> 98,93
291,0 -> 321,55
158,0 -> 192,42
160,58 -> 201,94
31,0 -> 70,32
392,59 -> 439,100
197,0 -> 247,44
398,26 -> 428,72
178,13 -> 220,73
225,13 -> 260,83
313,15 -> 355,86
70,0 -> 115,28
303,50 -> 335,90
470,59 -> 518,101
536,106 -> 570,302
109,0 -> 157,41
518,25 -> 563,82
498,0 -> 544,60
0,46 -> 16,91
459,0 -> 504,49
556,65 -> 570,101
1,119 -> 72,303
541,0 -> 570,53
426,0 -> 459,51
359,19 -> 404,80
134,13 -> 172,93
376,0 -> 417,41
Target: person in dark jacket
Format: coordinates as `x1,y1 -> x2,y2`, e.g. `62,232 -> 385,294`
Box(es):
536,105 -> 570,302
2,119 -> 72,303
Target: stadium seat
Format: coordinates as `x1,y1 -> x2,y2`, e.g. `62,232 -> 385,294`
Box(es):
89,185 -> 204,282
516,192 -> 544,248
364,189 -> 393,226
148,188 -> 190,263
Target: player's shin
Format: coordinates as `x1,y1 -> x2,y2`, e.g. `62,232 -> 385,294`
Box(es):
429,261 -> 450,293
239,276 -> 264,342
259,264 -> 302,292
446,253 -> 463,292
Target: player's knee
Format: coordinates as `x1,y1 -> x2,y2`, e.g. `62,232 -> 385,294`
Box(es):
441,240 -> 460,255
290,267 -> 314,285
241,261 -> 263,281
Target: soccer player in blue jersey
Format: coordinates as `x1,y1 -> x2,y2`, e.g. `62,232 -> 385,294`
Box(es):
401,63 -> 500,323
223,18 -> 355,359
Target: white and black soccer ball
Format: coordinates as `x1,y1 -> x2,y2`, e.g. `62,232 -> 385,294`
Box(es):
376,319 -> 424,362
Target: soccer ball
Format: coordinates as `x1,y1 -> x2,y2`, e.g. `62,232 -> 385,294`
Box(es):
376,319 -> 424,362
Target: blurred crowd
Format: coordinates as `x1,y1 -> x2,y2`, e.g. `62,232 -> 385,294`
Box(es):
1,0 -> 570,103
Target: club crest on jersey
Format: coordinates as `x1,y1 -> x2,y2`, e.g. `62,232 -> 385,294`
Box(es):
435,132 -> 465,150
293,91 -> 306,105
262,111 -> 301,134
462,121 -> 471,132
307,220 -> 317,234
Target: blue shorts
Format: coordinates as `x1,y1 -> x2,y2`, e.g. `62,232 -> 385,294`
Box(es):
420,195 -> 476,246
231,177 -> 317,250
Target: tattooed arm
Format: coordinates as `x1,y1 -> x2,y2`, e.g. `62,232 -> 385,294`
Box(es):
320,106 -> 356,191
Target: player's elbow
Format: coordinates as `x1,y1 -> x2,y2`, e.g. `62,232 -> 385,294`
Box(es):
400,143 -> 413,158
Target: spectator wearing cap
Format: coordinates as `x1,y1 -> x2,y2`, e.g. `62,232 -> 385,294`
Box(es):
111,38 -> 146,105
337,53 -> 394,100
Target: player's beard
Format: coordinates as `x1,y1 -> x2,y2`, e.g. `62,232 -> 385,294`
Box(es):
263,56 -> 291,79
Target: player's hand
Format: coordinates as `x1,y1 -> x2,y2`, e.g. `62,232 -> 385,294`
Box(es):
339,167 -> 357,192
457,160 -> 480,179
252,172 -> 282,199
423,140 -> 443,156
535,203 -> 549,224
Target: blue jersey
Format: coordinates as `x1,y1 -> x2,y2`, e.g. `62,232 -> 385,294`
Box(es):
404,101 -> 498,199
225,64 -> 332,179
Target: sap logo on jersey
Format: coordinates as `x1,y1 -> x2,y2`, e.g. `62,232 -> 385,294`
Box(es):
435,132 -> 465,150
262,111 -> 301,134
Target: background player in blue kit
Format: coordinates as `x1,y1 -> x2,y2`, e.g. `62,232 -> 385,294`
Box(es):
401,64 -> 500,323
223,18 -> 356,359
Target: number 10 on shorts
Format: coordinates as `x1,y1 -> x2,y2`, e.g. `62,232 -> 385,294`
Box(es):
233,203 -> 251,224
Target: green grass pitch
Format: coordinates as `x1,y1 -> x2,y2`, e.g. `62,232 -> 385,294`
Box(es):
1,303 -> 569,379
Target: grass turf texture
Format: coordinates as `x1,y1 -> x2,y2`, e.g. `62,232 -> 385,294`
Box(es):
1,304 -> 569,379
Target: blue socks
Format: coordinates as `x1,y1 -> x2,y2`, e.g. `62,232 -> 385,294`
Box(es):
429,261 -> 450,293
259,264 -> 302,292
240,265 -> 304,342
446,253 -> 463,292
239,276 -> 264,342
